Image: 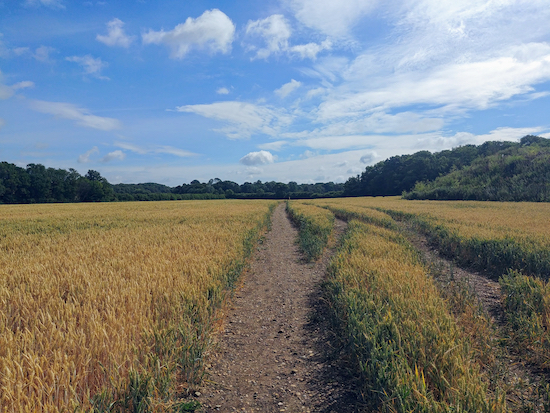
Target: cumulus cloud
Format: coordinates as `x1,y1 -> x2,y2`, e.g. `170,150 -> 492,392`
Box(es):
29,100 -> 122,130
115,141 -> 196,157
245,14 -> 330,60
245,15 -> 291,60
66,55 -> 109,80
101,150 -> 126,163
239,150 -> 275,166
289,39 -> 331,60
216,87 -> 230,95
78,146 -> 99,163
175,101 -> 292,139
96,18 -> 135,48
286,0 -> 379,37
275,79 -> 302,98
142,9 -> 235,59
24,0 -> 65,9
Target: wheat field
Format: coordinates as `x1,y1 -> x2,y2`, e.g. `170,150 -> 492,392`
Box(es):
0,200 -> 274,411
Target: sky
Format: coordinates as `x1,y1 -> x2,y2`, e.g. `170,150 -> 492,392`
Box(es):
1,0 -> 550,185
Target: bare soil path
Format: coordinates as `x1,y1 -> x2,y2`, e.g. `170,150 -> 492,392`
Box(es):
197,204 -> 361,412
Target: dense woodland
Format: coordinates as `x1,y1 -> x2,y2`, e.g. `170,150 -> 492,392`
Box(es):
343,139 -> 520,196
1,135 -> 548,204
404,135 -> 550,201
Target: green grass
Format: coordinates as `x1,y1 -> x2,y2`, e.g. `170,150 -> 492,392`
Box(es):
286,201 -> 334,261
500,270 -> 550,369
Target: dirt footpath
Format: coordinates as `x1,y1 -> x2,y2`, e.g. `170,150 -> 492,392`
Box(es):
197,203 -> 361,412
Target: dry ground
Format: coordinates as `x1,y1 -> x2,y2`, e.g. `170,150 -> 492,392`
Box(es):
197,204 -> 362,412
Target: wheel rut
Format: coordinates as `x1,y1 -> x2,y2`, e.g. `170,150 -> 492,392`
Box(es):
403,225 -> 549,411
197,203 -> 361,412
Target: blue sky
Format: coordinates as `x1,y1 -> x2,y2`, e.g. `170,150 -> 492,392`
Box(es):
1,0 -> 550,185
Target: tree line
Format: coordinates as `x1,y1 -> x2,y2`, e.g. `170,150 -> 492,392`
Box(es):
342,139 -> 526,197
0,162 -> 344,204
404,135 -> 550,201
0,163 -> 115,203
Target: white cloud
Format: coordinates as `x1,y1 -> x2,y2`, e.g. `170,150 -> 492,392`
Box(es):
24,0 -> 65,9
78,146 -> 99,163
96,18 -> 135,48
101,150 -> 126,163
245,14 -> 330,60
115,141 -> 196,157
258,140 -> 288,151
0,71 -> 34,100
317,44 -> 550,120
13,47 -> 30,56
216,87 -> 230,95
155,146 -> 196,157
275,79 -> 302,98
305,87 -> 326,99
142,9 -> 235,59
12,81 -> 35,90
9,45 -> 57,62
245,14 -> 291,60
239,150 -> 275,166
289,39 -> 331,60
244,166 -> 264,176
294,135 -> 374,150
0,83 -> 13,100
286,0 -> 379,38
175,101 -> 292,139
360,152 -> 378,164
66,55 -> 109,80
34,46 -> 56,62
29,100 -> 122,130
281,112 -> 444,146
0,118 -> 5,130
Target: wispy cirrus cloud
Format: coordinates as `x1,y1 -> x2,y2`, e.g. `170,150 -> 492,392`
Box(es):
175,101 -> 292,139
97,18 -> 135,48
285,0 -> 379,38
29,100 -> 122,130
258,140 -> 288,151
78,146 -> 99,163
0,71 -> 34,100
24,0 -> 65,9
12,45 -> 56,62
275,79 -> 302,98
142,9 -> 235,59
66,55 -> 109,80
115,141 -> 197,157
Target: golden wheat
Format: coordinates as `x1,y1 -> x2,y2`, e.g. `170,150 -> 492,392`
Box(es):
0,200 -> 274,411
